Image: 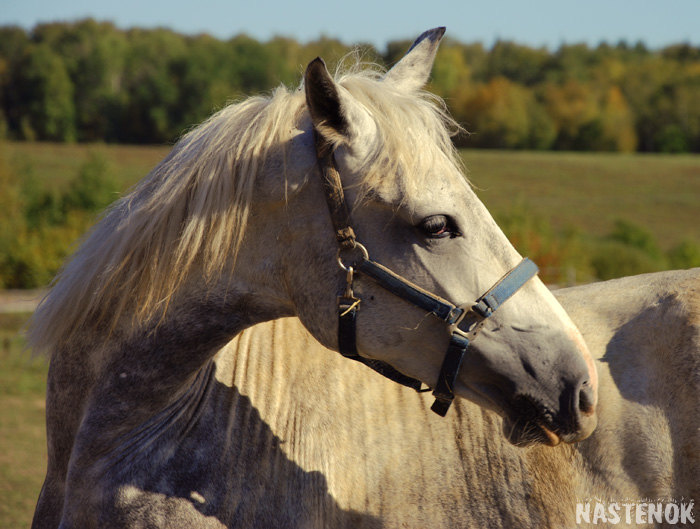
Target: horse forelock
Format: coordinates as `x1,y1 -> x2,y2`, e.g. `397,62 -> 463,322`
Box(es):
337,67 -> 465,200
28,59 -> 464,355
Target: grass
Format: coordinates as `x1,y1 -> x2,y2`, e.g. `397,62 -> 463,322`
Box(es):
5,142 -> 698,251
6,141 -> 170,192
0,143 -> 698,526
462,149 -> 700,250
0,312 -> 47,529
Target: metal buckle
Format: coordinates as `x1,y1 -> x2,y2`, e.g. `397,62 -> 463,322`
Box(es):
337,242 -> 369,272
448,305 -> 487,341
338,266 -> 361,316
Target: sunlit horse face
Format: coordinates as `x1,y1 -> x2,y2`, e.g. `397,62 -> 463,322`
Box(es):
243,29 -> 597,446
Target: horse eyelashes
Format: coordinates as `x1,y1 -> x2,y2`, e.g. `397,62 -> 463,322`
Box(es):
420,215 -> 458,238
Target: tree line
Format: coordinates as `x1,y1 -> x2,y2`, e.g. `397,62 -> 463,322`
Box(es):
1,19 -> 699,152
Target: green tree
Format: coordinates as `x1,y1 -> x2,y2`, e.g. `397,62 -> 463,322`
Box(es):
542,80 -> 599,150
650,78 -> 700,153
431,42 -> 472,99
119,28 -> 188,142
227,34 -> 278,93
598,86 -> 637,152
460,77 -> 555,149
62,151 -> 118,212
0,26 -> 29,138
15,44 -> 75,141
36,20 -> 127,141
168,35 -> 234,131
546,44 -> 598,83
486,40 -> 549,86
267,36 -> 306,87
0,20 -> 698,151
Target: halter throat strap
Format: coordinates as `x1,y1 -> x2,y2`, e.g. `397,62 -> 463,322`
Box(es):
313,132 -> 538,416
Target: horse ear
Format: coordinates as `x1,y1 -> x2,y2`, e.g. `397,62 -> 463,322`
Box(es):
304,57 -> 349,143
383,27 -> 446,92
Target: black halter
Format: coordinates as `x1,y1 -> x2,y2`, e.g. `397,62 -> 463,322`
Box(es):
314,134 -> 539,416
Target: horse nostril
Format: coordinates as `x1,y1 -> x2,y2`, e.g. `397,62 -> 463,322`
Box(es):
578,380 -> 595,416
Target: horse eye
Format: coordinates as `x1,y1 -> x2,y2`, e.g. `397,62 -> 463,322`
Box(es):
420,215 -> 456,239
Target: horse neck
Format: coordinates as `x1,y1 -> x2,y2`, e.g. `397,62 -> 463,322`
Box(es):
63,281 -> 293,465
218,317 -> 582,526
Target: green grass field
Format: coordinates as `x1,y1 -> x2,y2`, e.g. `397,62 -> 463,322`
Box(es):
6,142 -> 168,191
462,149 -> 700,250
6,141 -> 698,248
0,311 -> 47,529
0,143 -> 698,527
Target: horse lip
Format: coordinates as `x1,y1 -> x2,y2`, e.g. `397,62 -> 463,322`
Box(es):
502,394 -> 568,446
537,422 -> 561,446
463,384 -> 567,447
501,414 -> 563,447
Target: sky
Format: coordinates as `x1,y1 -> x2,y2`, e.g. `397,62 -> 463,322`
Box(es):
2,0 -> 699,51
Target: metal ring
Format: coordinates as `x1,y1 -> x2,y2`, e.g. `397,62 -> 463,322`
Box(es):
337,242 -> 369,271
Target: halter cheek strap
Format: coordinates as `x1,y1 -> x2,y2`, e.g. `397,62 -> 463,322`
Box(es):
318,136 -> 428,392
314,132 -> 538,416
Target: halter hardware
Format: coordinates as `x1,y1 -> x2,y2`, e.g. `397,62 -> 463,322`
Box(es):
314,132 -> 538,416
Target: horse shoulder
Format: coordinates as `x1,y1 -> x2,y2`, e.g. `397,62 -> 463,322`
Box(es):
555,268 -> 700,500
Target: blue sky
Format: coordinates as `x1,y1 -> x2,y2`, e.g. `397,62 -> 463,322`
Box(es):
2,0 -> 698,50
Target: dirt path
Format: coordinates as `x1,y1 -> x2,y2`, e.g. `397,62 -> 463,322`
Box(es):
0,290 -> 45,314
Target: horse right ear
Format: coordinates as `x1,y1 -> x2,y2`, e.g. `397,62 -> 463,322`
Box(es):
304,57 -> 349,144
383,27 -> 445,92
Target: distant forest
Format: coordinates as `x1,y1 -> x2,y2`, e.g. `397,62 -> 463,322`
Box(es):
1,19 -> 699,152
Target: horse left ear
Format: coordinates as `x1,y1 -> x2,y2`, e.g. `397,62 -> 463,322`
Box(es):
384,27 -> 446,92
304,57 -> 349,144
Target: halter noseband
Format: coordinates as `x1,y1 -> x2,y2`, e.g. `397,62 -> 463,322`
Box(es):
314,133 -> 538,416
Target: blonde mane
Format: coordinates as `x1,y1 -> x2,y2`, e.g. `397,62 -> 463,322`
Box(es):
29,62 -> 463,355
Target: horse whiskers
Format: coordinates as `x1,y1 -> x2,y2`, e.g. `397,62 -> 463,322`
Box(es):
398,311 -> 435,332
505,417 -> 547,448
514,424 -> 539,447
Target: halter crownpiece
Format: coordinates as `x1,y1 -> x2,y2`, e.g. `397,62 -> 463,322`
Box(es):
314,131 -> 539,416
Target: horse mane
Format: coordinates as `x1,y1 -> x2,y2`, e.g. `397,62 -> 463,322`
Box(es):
28,60 -> 463,355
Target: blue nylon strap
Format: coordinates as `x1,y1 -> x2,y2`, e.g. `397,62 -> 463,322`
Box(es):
430,258 -> 538,417
350,253 -> 538,417
471,258 -> 539,318
357,257 -> 537,326
355,256 -> 538,417
356,259 -> 458,321
430,333 -> 470,416
435,258 -> 539,415
338,295 -> 424,392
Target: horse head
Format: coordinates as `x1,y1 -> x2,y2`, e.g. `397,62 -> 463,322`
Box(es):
257,28 -> 598,446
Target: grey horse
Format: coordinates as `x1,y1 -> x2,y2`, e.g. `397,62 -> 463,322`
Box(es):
29,28 -> 696,528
